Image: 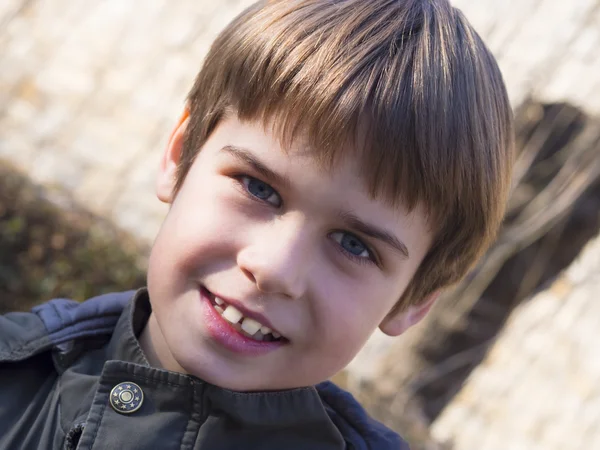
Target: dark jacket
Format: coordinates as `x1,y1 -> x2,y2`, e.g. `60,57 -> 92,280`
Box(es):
0,289 -> 407,450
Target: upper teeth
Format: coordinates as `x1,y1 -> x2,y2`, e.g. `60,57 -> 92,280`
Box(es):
215,299 -> 281,340
221,304 -> 243,323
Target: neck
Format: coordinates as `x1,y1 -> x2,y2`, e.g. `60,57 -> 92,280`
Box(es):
139,312 -> 187,374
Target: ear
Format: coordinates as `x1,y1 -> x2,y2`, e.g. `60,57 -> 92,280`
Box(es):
157,107 -> 190,203
379,291 -> 441,337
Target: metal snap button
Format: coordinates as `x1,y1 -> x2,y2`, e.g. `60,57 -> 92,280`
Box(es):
110,382 -> 143,414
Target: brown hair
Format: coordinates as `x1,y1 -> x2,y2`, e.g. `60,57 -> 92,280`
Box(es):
178,0 -> 514,312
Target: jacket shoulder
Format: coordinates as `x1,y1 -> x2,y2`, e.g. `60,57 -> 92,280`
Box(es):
0,290 -> 134,363
316,381 -> 410,450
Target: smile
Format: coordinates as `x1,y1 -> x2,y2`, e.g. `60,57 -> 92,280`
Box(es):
203,287 -> 285,343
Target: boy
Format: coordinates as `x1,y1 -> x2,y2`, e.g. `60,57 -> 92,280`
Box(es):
0,0 -> 513,448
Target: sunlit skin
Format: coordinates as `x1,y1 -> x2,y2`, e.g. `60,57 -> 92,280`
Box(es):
140,110 -> 438,391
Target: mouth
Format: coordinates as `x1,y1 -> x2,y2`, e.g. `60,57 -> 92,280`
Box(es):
202,286 -> 286,343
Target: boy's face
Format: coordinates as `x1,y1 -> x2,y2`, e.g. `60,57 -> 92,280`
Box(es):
144,112 -> 434,391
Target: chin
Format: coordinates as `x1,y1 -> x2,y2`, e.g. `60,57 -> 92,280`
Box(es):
178,358 -> 300,392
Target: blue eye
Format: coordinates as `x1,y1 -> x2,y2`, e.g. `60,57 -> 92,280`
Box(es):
331,231 -> 373,262
240,176 -> 281,207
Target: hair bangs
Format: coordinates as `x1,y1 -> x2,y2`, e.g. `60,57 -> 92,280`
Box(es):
200,0 -> 459,229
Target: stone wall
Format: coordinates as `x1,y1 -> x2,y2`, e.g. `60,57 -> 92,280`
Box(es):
0,0 -> 255,242
453,0 -> 600,115
2,0 -> 600,242
432,231 -> 600,450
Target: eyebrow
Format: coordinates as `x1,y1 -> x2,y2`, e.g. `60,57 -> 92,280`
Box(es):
221,145 -> 409,259
338,210 -> 410,259
221,145 -> 291,189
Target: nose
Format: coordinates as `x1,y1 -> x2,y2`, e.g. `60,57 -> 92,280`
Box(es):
237,218 -> 312,299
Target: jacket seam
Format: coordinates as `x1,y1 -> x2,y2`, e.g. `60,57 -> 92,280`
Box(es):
50,322 -> 119,345
108,374 -> 189,389
48,301 -> 65,331
38,310 -> 124,337
215,386 -> 316,398
178,380 -> 199,450
0,335 -> 51,360
57,375 -> 70,438
0,315 -> 120,361
126,307 -> 151,367
88,395 -> 108,449
33,297 -> 127,336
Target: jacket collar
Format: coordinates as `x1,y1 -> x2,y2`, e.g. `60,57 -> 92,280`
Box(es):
105,288 -> 151,367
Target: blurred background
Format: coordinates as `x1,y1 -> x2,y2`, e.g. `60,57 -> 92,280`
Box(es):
1,1 -> 599,449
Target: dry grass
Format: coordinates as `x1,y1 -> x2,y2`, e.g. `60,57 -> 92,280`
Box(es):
0,160 -> 147,313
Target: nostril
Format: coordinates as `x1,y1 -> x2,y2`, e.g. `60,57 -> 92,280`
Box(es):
237,244 -> 305,298
241,267 -> 256,283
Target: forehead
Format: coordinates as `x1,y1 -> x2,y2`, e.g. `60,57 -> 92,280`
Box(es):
217,113 -> 370,192
214,114 -> 375,199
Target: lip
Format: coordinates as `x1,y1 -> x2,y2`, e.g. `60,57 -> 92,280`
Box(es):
205,287 -> 280,335
199,287 -> 285,356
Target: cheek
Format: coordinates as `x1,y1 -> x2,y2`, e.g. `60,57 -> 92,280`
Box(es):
314,271 -> 394,347
321,263 -> 398,317
151,184 -> 244,275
